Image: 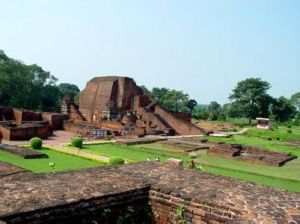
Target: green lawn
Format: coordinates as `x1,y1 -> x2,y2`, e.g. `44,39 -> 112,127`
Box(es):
82,132 -> 300,192
82,143 -> 185,163
137,141 -> 300,181
0,147 -> 104,173
243,126 -> 300,141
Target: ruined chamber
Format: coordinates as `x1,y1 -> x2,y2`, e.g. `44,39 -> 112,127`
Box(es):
64,76 -> 203,137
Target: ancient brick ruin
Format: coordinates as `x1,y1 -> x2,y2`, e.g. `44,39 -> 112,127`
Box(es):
207,142 -> 296,166
1,162 -> 299,223
63,76 -> 203,137
0,144 -> 48,159
0,108 -> 65,140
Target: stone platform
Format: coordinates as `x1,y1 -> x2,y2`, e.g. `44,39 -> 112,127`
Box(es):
0,162 -> 299,223
0,144 -> 48,159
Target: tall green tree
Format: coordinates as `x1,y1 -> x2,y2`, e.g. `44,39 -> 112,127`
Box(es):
161,90 -> 189,112
0,50 -> 60,111
290,92 -> 300,111
229,78 -> 272,124
151,87 -> 169,102
208,101 -> 221,120
186,99 -> 198,114
271,97 -> 296,122
58,83 -> 80,100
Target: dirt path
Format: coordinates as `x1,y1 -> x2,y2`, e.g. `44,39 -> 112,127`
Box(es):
2,130 -> 110,163
51,144 -> 110,163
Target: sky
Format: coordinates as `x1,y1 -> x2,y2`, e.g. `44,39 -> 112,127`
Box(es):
1,0 -> 300,104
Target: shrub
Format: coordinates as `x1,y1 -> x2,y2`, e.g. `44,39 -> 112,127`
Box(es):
109,157 -> 125,165
71,137 -> 83,148
189,152 -> 197,159
287,129 -> 292,134
30,137 -> 43,149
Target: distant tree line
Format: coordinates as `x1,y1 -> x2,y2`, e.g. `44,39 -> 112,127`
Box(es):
1,50 -> 299,124
143,77 -> 300,125
141,85 -> 198,114
0,50 -> 80,112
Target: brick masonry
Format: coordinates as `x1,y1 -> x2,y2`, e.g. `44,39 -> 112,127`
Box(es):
71,76 -> 203,136
0,162 -> 299,223
0,108 -> 65,140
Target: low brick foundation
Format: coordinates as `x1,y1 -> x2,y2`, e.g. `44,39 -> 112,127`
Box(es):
149,190 -> 245,224
207,142 -> 296,166
1,162 -> 299,223
0,144 -> 48,159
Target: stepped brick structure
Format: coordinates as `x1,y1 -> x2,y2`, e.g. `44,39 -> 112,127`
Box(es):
64,76 -> 203,136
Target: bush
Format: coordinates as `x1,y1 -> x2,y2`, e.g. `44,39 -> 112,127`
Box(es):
71,137 -> 83,148
109,157 -> 125,165
30,137 -> 43,149
287,129 -> 292,134
189,152 -> 197,159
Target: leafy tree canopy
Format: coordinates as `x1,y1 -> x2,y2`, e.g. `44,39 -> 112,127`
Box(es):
229,78 -> 272,124
271,96 -> 296,122
0,50 -> 77,112
290,92 -> 300,111
58,83 -> 80,99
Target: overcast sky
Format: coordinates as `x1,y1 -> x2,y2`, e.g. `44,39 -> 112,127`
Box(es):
1,0 -> 299,104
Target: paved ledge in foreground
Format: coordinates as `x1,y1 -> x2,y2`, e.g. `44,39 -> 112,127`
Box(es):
0,162 -> 299,223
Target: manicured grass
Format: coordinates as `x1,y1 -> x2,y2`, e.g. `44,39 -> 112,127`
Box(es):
203,166 -> 300,192
82,139 -> 300,192
137,142 -> 300,181
82,143 -> 185,163
243,126 -> 300,142
204,135 -> 300,156
0,147 -> 104,173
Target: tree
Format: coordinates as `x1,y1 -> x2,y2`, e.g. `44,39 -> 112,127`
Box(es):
271,97 -> 296,122
208,101 -> 221,120
229,78 -> 272,124
0,50 -> 61,111
162,90 -> 189,112
150,87 -> 169,102
290,92 -> 300,111
58,83 -> 80,100
192,104 -> 209,120
186,99 -> 197,114
149,87 -> 190,112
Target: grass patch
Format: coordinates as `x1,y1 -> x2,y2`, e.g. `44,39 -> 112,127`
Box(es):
0,147 -> 104,173
243,126 -> 300,142
82,142 -> 300,192
82,143 -> 185,163
203,166 -> 300,192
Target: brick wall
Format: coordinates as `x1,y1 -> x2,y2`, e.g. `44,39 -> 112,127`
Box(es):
0,107 -> 13,121
170,112 -> 192,123
2,188 -> 152,224
149,190 -> 244,224
1,162 -> 299,223
154,106 -> 203,135
42,113 -> 65,130
0,125 -> 51,140
13,109 -> 42,124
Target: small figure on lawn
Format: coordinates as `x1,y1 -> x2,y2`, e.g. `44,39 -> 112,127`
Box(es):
188,160 -> 195,169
